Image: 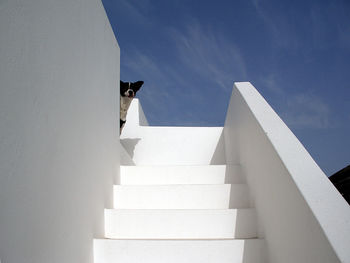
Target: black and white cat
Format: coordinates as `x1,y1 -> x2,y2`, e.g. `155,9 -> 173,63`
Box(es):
120,80 -> 144,134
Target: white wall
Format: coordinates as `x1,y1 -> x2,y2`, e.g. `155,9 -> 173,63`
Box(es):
120,99 -> 226,165
120,98 -> 149,129
0,0 -> 120,262
224,82 -> 350,263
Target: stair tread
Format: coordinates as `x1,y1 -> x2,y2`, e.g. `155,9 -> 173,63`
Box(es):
107,208 -> 253,211
104,208 -> 257,239
94,238 -> 264,263
95,237 -> 263,241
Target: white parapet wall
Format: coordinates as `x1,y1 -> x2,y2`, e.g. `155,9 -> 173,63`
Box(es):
120,99 -> 226,165
0,0 -> 120,262
224,82 -> 350,263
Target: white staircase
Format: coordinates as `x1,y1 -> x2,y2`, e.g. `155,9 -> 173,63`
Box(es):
94,164 -> 265,262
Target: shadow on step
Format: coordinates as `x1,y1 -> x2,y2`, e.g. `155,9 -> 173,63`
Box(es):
225,165 -> 246,184
120,138 -> 141,159
242,239 -> 266,263
235,209 -> 257,239
210,131 -> 226,165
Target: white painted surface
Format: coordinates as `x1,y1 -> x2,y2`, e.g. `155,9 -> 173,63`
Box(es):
224,82 -> 350,263
99,99 -> 260,261
94,238 -> 265,263
121,126 -> 225,165
105,209 -> 257,239
120,100 -> 226,165
113,184 -> 250,209
120,98 -> 149,129
0,0 -> 120,262
120,143 -> 135,166
138,99 -> 149,126
120,165 -> 246,185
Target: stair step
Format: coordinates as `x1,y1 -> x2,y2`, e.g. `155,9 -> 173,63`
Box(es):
113,184 -> 250,209
94,238 -> 265,263
104,209 -> 257,239
120,165 -> 245,185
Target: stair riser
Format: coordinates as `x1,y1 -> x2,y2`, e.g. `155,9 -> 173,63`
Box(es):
105,209 -> 257,239
113,184 -> 250,209
94,239 -> 265,263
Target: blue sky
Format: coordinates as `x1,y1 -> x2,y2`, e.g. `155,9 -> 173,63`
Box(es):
102,0 -> 350,176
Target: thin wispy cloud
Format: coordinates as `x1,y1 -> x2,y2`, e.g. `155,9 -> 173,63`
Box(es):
251,0 -> 300,50
257,72 -> 333,130
259,73 -> 284,95
169,21 -> 247,91
115,0 -> 152,26
122,48 -> 191,97
121,48 -> 206,125
123,51 -> 164,82
104,0 -> 350,175
120,20 -> 247,125
310,2 -> 350,50
122,50 -> 172,110
281,93 -> 331,130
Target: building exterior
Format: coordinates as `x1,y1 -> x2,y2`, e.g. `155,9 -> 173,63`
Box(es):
0,0 -> 349,262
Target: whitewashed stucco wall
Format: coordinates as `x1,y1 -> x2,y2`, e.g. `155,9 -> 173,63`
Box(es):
224,82 -> 350,263
120,99 -> 226,165
0,0 -> 120,262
